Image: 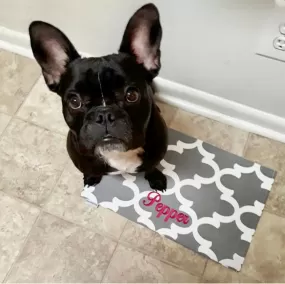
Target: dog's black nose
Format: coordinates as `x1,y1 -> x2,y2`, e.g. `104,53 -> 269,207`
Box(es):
94,109 -> 116,126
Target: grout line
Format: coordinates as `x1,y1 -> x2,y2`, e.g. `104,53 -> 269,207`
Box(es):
0,107 -> 67,138
0,190 -> 41,210
0,114 -> 13,142
0,108 -> 11,117
156,99 -> 179,127
117,219 -> 129,241
41,208 -> 119,241
2,209 -> 43,283
100,239 -> 200,283
168,108 -> 179,127
241,132 -> 251,158
41,158 -> 70,210
199,259 -> 208,282
100,241 -> 119,283
263,206 -> 285,219
13,115 -> 67,137
167,105 -> 179,128
117,238 -> 206,276
114,240 -> 201,280
13,74 -> 41,116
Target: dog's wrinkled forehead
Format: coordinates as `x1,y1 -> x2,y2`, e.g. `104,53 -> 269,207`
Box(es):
61,54 -> 146,98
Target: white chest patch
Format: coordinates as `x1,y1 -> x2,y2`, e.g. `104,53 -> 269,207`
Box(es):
99,147 -> 144,173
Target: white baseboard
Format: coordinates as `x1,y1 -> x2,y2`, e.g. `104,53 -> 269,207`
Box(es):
0,26 -> 33,58
154,78 -> 285,143
1,25 -> 285,143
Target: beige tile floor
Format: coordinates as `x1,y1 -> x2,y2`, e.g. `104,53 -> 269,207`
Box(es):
0,49 -> 285,283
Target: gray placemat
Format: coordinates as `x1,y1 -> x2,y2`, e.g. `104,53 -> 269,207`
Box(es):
81,128 -> 276,271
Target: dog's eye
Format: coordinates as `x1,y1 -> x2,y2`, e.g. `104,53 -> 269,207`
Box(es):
68,94 -> 82,109
125,88 -> 140,103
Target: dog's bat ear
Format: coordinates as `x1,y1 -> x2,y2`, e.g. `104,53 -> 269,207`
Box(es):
29,21 -> 80,92
119,3 -> 162,79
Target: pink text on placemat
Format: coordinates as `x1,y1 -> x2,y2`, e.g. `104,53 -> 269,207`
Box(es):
143,192 -> 189,224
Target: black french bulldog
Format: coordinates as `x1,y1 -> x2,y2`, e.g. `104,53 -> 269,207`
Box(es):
28,3 -> 168,192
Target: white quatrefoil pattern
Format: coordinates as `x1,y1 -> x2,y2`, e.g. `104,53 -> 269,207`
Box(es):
81,129 -> 276,271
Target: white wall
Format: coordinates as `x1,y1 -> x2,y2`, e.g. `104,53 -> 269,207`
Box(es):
1,0 -> 285,118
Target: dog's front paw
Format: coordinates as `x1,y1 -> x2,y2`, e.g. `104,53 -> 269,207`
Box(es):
83,175 -> 102,187
82,175 -> 102,208
145,168 -> 167,192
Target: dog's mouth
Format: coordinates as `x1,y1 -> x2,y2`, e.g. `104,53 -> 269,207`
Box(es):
95,134 -> 128,153
102,134 -> 125,144
102,134 -> 117,142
